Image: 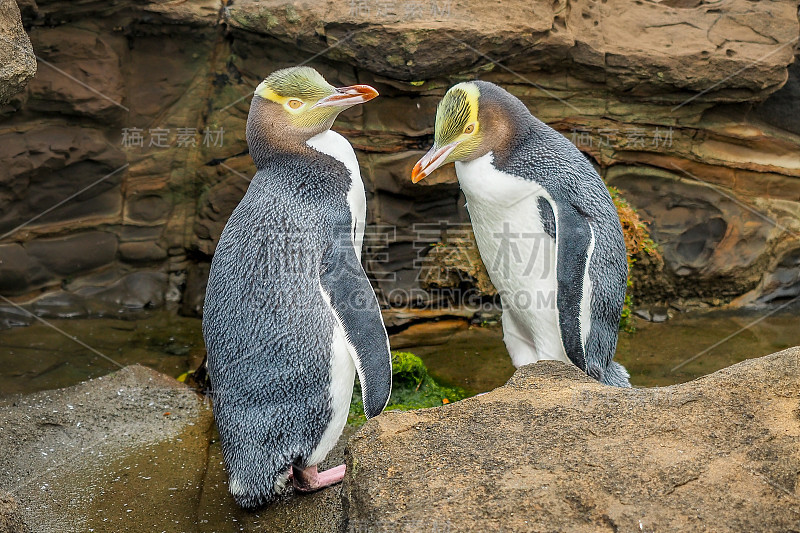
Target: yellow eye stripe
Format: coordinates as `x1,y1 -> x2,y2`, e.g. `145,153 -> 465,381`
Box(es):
435,82 -> 480,145
254,83 -> 306,113
254,82 -> 280,102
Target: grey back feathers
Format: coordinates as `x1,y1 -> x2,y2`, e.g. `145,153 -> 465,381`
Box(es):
537,197 -> 556,241
204,154 -> 344,508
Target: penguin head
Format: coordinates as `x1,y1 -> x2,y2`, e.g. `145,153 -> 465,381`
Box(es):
411,81 -> 526,182
247,67 -> 378,158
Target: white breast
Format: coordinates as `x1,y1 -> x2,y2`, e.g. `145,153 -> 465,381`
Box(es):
307,130 -> 367,255
306,131 -> 366,466
456,153 -> 569,364
456,153 -> 555,294
308,282 -> 356,466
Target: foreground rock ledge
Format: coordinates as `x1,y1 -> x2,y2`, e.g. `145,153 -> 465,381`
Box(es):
344,348 -> 800,532
0,365 -> 214,532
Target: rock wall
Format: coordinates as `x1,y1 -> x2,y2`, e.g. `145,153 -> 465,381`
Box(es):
0,0 -> 798,319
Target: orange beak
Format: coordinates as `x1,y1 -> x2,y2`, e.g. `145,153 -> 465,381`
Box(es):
411,141 -> 460,183
313,84 -> 379,108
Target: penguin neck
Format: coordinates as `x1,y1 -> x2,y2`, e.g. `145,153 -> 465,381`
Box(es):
494,119 -> 541,170
246,97 -> 333,168
470,82 -> 542,169
476,103 -> 537,170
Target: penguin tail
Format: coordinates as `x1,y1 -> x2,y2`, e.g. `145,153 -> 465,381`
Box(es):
601,361 -> 631,388
229,467 -> 291,509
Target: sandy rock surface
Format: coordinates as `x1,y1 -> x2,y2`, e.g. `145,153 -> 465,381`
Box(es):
0,365 -> 214,532
0,0 -> 35,104
345,348 -> 800,532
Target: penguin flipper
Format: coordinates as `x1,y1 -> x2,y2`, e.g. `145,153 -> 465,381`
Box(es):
320,239 -> 392,419
552,200 -> 592,372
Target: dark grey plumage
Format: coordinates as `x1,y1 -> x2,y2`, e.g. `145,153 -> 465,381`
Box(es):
203,71 -> 390,509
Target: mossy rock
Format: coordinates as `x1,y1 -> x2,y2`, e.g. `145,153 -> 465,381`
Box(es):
349,351 -> 468,426
609,186 -> 662,331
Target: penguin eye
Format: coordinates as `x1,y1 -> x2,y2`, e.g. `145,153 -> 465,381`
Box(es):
464,123 -> 476,134
287,99 -> 304,110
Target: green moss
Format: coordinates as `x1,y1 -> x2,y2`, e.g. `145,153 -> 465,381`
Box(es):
386,55 -> 406,67
609,186 -> 660,332
620,292 -> 634,333
390,350 -> 426,389
348,351 -> 468,426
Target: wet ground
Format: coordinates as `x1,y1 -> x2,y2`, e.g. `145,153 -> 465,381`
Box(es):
0,312 -> 206,397
1,308 -> 800,397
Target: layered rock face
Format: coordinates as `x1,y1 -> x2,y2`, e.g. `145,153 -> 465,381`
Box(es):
0,0 -> 798,317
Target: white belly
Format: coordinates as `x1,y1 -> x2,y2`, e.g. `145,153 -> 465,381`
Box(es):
456,154 -> 570,365
307,130 -> 367,256
309,284 -> 357,466
305,130 -> 366,465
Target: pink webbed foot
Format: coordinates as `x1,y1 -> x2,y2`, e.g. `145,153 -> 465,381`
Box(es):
291,464 -> 346,493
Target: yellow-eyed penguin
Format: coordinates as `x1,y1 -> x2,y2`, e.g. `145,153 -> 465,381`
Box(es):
203,67 -> 391,508
411,81 -> 630,387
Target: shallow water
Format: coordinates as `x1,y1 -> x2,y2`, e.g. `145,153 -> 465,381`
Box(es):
0,312 -> 206,397
617,309 -> 800,387
1,307 -> 799,397
416,309 -> 800,391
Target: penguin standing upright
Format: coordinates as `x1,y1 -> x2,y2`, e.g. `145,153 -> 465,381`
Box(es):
203,67 -> 391,509
411,81 -> 630,387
